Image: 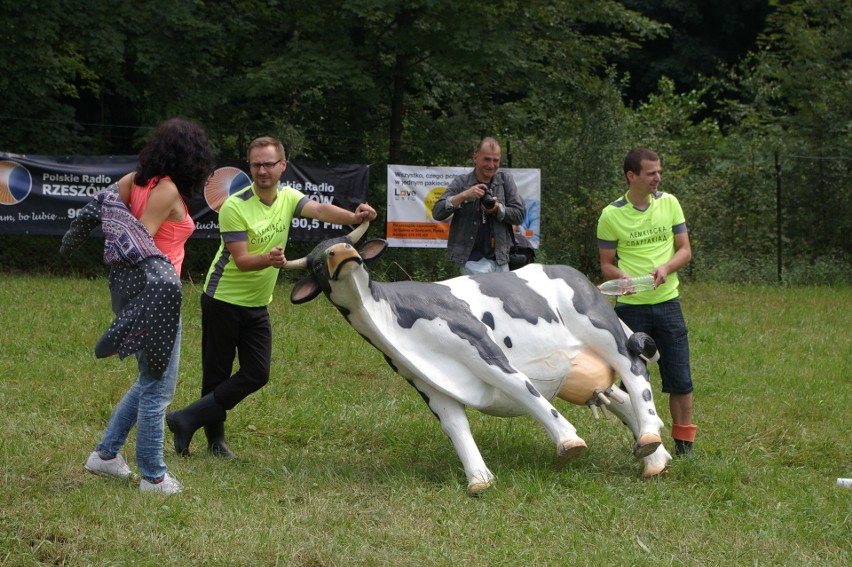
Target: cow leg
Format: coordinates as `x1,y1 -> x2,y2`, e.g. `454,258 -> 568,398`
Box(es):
408,379 -> 495,496
605,387 -> 671,478
476,369 -> 587,463
587,342 -> 663,455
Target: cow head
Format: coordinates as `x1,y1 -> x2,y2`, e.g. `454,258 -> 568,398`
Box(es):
287,222 -> 387,304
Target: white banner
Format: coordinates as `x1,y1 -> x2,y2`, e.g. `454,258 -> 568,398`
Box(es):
386,165 -> 540,248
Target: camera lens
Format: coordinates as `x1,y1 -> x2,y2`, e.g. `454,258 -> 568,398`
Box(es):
482,192 -> 495,208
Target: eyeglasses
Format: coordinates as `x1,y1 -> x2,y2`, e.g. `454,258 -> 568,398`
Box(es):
249,159 -> 282,171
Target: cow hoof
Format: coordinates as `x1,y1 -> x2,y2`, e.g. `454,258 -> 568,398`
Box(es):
467,480 -> 492,497
633,434 -> 662,459
557,439 -> 587,463
642,464 -> 669,479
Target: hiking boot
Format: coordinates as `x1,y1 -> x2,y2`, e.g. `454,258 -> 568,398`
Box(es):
140,472 -> 183,495
85,451 -> 135,481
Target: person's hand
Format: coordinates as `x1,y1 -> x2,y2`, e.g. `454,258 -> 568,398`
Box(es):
268,246 -> 286,269
481,197 -> 500,214
615,273 -> 636,295
652,266 -> 669,287
465,183 -> 487,201
354,203 -> 377,221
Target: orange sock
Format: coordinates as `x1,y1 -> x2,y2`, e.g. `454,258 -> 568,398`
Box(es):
672,423 -> 698,442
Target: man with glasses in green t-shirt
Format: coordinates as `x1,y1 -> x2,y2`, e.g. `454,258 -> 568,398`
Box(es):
167,136 -> 377,459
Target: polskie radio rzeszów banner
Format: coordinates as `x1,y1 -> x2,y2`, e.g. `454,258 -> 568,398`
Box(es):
386,165 -> 540,248
0,152 -> 369,242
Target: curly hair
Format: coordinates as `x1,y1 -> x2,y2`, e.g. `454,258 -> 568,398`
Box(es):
134,118 -> 215,200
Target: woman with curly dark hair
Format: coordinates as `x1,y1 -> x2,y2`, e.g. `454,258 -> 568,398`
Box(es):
82,117 -> 215,495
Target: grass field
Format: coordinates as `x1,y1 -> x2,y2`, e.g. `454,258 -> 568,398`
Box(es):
0,273 -> 849,566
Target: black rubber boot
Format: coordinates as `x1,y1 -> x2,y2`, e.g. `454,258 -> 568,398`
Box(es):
166,393 -> 226,456
675,439 -> 694,457
204,420 -> 237,459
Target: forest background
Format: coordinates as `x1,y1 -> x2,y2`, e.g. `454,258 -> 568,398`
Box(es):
0,0 -> 849,285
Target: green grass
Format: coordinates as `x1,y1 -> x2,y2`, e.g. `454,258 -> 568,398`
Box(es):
1,274 -> 850,566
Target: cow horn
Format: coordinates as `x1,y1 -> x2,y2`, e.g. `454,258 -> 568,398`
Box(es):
283,257 -> 307,270
347,221 -> 370,244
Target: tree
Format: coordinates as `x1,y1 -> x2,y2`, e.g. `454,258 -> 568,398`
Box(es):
713,0 -> 852,267
612,0 -> 771,105
0,0 -> 125,153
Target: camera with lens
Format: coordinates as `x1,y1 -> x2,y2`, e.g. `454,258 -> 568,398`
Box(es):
481,189 -> 496,209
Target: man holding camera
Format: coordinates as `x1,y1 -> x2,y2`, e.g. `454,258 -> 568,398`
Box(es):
432,137 -> 525,275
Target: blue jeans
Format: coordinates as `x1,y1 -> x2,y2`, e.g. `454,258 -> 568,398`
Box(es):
96,321 -> 181,482
615,298 -> 693,395
462,258 -> 509,276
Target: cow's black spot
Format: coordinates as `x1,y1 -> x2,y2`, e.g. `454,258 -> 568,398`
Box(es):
551,408 -> 559,418
504,336 -> 513,348
373,281 -> 515,373
482,311 -> 495,330
642,389 -> 652,402
525,381 -> 541,398
542,264 -> 653,384
473,272 -> 558,325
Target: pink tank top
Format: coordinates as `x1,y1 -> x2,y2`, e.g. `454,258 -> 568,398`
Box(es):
129,176 -> 194,275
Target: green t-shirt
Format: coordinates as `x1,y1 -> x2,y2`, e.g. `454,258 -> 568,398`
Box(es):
204,183 -> 308,307
596,191 -> 687,305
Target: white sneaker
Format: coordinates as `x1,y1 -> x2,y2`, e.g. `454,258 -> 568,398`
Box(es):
85,451 -> 135,481
140,472 -> 183,495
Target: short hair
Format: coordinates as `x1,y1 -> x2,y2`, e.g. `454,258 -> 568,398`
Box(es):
248,136 -> 286,161
475,137 -> 501,153
623,148 -> 660,178
134,117 -> 215,200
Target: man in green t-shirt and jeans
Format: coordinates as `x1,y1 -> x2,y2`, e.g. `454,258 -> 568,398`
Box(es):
597,147 -> 697,457
167,136 -> 377,458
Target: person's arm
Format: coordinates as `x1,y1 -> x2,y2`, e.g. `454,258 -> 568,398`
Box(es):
119,173 -> 181,238
225,241 -> 286,271
300,200 -> 377,225
653,231 -> 692,286
449,185 -> 487,209
432,176 -> 486,221
138,180 -> 182,238
490,174 -> 524,226
225,201 -> 377,272
117,172 -> 134,204
599,247 -> 630,281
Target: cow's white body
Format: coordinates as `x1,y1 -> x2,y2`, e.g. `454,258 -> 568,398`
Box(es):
290,231 -> 670,494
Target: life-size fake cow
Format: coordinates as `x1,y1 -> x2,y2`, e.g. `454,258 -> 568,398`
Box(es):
287,223 -> 672,495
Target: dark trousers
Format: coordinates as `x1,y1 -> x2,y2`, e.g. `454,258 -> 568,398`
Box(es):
201,293 -> 272,410
615,297 -> 693,395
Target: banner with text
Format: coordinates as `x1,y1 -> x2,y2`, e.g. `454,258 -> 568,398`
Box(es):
0,152 -> 369,242
386,165 -> 540,248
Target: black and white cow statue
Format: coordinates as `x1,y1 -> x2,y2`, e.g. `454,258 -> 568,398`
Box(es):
287,223 -> 671,495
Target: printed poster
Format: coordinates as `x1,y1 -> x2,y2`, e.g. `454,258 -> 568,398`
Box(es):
386,165 -> 540,248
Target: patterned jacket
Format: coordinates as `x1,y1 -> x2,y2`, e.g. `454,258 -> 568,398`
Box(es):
60,185 -> 182,377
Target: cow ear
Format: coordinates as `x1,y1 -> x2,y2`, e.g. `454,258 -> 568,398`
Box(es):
290,276 -> 322,304
359,239 -> 388,263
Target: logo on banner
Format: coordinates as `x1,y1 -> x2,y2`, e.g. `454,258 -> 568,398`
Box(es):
204,166 -> 252,212
0,161 -> 32,205
393,186 -> 417,200
425,187 -> 446,221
